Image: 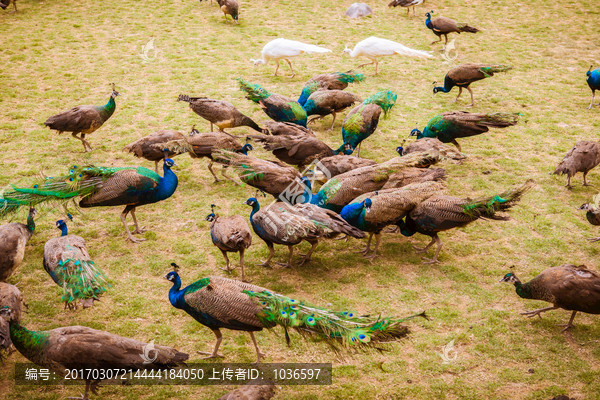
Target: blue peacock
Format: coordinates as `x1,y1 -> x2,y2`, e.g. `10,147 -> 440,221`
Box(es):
166,264 -> 426,362
586,66 -> 600,109
238,78 -> 307,127
339,90 -> 397,156
43,218 -> 110,309
297,71 -> 365,106
410,111 -> 519,152
0,159 -> 178,243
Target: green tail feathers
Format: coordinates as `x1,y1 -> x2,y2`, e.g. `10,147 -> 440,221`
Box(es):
55,258 -> 110,307
479,65 -> 513,76
339,71 -> 366,84
244,290 -> 425,348
237,78 -> 271,102
362,90 -> 397,116
482,112 -> 520,127
462,180 -> 533,219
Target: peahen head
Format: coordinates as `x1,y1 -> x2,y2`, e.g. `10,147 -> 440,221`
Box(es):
396,146 -> 404,156
110,83 -> 120,98
499,272 -> 520,284
410,128 -> 423,139
342,45 -> 352,55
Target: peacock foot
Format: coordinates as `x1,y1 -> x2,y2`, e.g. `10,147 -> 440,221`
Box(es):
253,351 -> 267,364
128,236 -> 146,243
520,310 -> 546,319
67,395 -> 90,400
588,237 -> 600,242
363,253 -> 379,261
558,323 -> 574,332
412,245 -> 428,253
335,235 -> 349,242
275,262 -> 293,269
197,351 -> 225,359
256,261 -> 273,269
386,226 -> 399,233
132,227 -> 147,234
565,184 -> 573,189
219,266 -> 237,273
421,257 -> 440,264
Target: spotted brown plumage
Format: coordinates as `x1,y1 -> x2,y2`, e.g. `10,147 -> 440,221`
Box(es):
314,155 -> 377,179
244,197 -> 365,268
297,71 -> 365,106
388,0 -> 422,17
3,315 -> 188,400
123,129 -> 186,172
500,265 -> 600,331
247,133 -> 334,168
177,94 -> 262,133
215,150 -> 303,200
157,130 -> 252,183
0,208 -> 35,282
206,210 -> 252,281
397,137 -> 466,163
553,140 -> 600,188
433,64 -> 512,107
303,90 -> 361,130
44,85 -> 119,152
398,180 -> 533,263
262,121 -> 315,137
341,181 -> 446,258
424,12 -> 479,45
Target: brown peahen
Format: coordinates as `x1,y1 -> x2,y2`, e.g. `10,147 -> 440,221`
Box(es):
309,151 -> 441,212
297,71 -> 365,106
177,94 -> 262,133
214,150 -> 303,200
388,0 -> 423,17
410,112 -> 519,152
43,219 -> 110,309
397,137 -> 466,163
0,208 -> 36,282
0,0 -> 16,12
44,84 -> 119,152
553,140 -> 600,188
244,193 -> 365,268
341,181 -> 446,258
217,0 -> 239,23
0,282 -> 22,360
398,180 -> 533,263
206,205 -> 252,281
167,265 -> 423,362
246,133 -> 335,169
433,64 -> 513,107
157,129 -> 253,183
500,264 -> 600,331
303,90 -> 361,130
425,12 -> 479,45
123,129 -> 186,173
381,167 -> 447,190
0,307 -> 188,400
0,160 -> 178,243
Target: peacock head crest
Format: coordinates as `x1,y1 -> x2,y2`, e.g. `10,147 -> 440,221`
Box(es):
205,204 -> 217,221
364,198 -> 372,212
243,197 -> 258,207
300,176 -> 312,190
396,146 -> 404,156
241,143 -> 254,155
342,45 -> 352,54
110,83 -> 120,98
165,263 -> 180,282
164,158 -> 176,168
499,272 -> 518,283
587,65 -> 593,76
410,128 -> 422,138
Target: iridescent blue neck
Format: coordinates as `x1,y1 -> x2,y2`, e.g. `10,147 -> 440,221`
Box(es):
59,225 -> 68,237
104,96 -> 116,113
297,87 -> 313,106
425,14 -> 432,28
340,201 -> 365,225
168,275 -> 186,309
156,165 -> 178,201
250,202 -> 261,219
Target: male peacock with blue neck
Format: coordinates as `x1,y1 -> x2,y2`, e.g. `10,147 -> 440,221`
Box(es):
44,84 -> 119,152
166,264 -> 425,363
297,71 -> 365,106
0,159 -> 178,243
586,66 -> 600,109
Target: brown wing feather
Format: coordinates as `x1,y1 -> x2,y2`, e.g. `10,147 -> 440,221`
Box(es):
447,64 -> 487,84
124,130 -> 185,162
211,215 -> 252,252
382,167 -> 446,189
307,73 -> 350,91
79,170 -> 158,207
316,155 -> 377,177
554,141 -> 600,177
44,106 -> 104,133
0,282 -> 22,323
0,223 -> 31,281
403,138 -> 466,163
247,134 -> 333,167
306,90 -> 361,115
263,121 -> 315,137
43,235 -> 90,272
431,17 -> 459,34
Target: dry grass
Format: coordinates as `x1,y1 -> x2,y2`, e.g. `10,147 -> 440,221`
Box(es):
1,0 -> 600,399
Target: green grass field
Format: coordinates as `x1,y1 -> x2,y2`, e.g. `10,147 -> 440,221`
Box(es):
1,0 -> 600,399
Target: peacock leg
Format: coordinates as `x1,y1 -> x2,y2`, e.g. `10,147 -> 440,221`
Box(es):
559,311 -> 578,332
249,331 -> 266,363
307,115 -> 322,125
364,234 -> 381,260
239,249 -> 250,282
276,246 -> 294,268
199,329 -> 225,359
257,244 -> 275,268
66,380 -> 91,400
431,36 -> 442,45
81,134 -> 93,152
328,112 -> 337,131
357,233 -> 373,254
450,139 -> 462,152
421,235 -> 442,264
356,59 -> 375,70
587,235 -> 600,242
219,250 -> 235,272
356,142 -> 362,157
454,87 -> 463,102
406,7 -> 409,17
298,240 -> 318,265
130,209 -> 147,234
284,59 -> 295,78
466,87 -> 475,107
274,61 -> 280,76
588,91 -> 595,109
413,236 -> 435,253
210,122 -> 214,132
565,175 -> 572,189
154,160 -> 159,173
583,171 -> 590,186
120,206 -> 145,243
520,306 -> 557,318
221,165 -> 241,185
208,161 -> 221,183
71,132 -> 89,152
374,60 -> 379,75
444,34 -> 449,45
